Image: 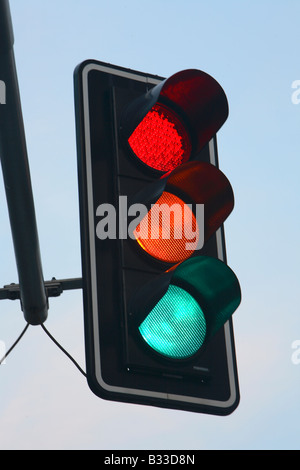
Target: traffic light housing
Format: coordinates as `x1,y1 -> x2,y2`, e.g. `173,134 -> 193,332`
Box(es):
74,60 -> 241,415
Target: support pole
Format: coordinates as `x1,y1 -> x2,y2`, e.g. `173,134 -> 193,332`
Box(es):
0,0 -> 48,324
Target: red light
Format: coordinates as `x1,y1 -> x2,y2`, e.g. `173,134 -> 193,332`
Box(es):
133,191 -> 199,264
128,104 -> 192,172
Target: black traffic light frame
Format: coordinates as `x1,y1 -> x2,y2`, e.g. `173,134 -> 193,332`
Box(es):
74,60 -> 239,415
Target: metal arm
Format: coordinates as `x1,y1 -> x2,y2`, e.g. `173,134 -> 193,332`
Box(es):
0,278 -> 82,301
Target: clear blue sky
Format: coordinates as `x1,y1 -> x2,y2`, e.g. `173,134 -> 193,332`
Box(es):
0,0 -> 300,450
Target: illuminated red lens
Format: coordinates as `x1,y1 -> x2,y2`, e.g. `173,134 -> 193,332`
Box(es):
133,191 -> 199,264
128,104 -> 192,172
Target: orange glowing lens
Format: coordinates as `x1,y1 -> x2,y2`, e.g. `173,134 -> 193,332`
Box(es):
133,192 -> 199,264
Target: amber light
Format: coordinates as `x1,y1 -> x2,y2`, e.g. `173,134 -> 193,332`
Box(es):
133,192 -> 199,264
128,104 -> 192,172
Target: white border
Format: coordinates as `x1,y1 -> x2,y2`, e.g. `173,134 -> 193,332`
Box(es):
81,62 -> 237,409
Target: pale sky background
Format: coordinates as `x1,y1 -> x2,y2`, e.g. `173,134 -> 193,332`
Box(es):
0,0 -> 300,450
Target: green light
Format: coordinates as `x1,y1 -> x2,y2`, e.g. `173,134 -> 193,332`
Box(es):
138,284 -> 206,359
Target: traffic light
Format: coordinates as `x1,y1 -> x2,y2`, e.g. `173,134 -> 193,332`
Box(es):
74,60 -> 241,415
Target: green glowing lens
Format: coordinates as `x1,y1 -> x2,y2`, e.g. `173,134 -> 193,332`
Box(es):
138,284 -> 206,359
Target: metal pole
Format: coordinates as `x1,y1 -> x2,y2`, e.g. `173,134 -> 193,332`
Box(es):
0,0 -> 48,324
